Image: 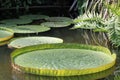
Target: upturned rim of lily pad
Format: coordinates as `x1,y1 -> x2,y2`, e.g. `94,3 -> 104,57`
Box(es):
11,43 -> 116,76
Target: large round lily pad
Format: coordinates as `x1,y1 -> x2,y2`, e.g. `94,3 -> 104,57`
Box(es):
19,14 -> 49,20
41,22 -> 71,28
11,44 -> 116,76
9,25 -> 50,34
8,37 -> 63,48
45,17 -> 73,23
0,19 -> 32,25
0,27 -> 14,42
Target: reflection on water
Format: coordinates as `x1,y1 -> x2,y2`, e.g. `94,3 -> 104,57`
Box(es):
0,27 -> 112,80
0,46 -> 13,80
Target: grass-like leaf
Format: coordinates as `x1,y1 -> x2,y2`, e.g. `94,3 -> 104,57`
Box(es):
114,75 -> 120,80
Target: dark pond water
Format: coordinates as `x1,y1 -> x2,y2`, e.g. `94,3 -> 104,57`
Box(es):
0,27 -> 119,80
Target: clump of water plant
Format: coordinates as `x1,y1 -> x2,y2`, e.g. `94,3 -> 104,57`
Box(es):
11,43 -> 116,76
72,0 -> 120,47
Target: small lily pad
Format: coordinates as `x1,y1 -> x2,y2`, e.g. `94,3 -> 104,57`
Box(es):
8,36 -> 63,48
19,14 -> 49,20
9,25 -> 50,34
45,17 -> 73,23
0,19 -> 32,25
0,27 -> 14,42
41,22 -> 71,28
0,24 -> 16,28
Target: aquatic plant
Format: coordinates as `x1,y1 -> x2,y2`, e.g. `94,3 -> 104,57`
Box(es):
0,27 -> 14,42
104,1 -> 120,47
45,17 -> 73,23
72,12 -> 109,32
11,43 -> 116,76
73,0 -> 120,47
19,14 -> 49,20
8,36 -> 63,48
0,19 -> 32,25
41,22 -> 71,28
6,25 -> 50,34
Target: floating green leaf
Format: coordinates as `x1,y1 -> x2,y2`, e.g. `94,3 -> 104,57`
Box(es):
0,24 -> 16,28
19,14 -> 49,20
8,36 -> 63,48
41,22 -> 71,28
0,19 -> 32,25
0,27 -> 14,42
11,43 -> 116,76
9,25 -> 50,34
45,17 -> 73,23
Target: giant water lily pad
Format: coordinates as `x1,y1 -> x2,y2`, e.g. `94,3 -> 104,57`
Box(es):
0,19 -> 32,25
8,37 -> 63,48
41,22 -> 71,28
19,14 -> 49,20
9,25 -> 50,34
0,27 -> 14,42
11,44 -> 116,76
45,17 -> 73,23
